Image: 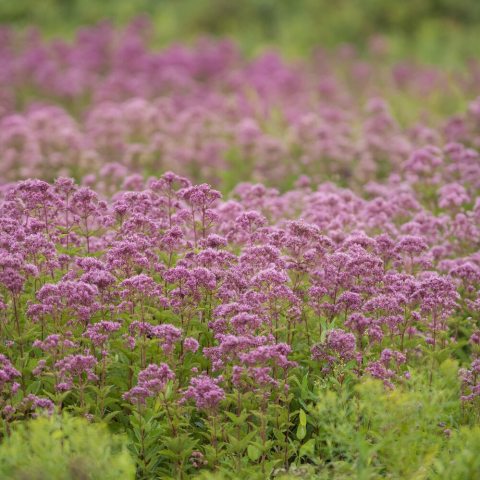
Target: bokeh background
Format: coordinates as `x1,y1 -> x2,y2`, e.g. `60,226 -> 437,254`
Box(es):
1,0 -> 480,192
1,0 -> 480,66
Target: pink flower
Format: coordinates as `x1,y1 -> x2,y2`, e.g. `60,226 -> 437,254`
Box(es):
123,363 -> 175,405
184,337 -> 199,353
54,354 -> 98,391
182,374 -> 225,410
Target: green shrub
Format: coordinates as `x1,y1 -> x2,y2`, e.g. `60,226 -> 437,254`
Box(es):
0,414 -> 135,480
433,426 -> 480,480
280,360 -> 469,479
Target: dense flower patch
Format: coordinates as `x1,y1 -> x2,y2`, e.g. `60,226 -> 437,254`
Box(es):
0,166 -> 478,477
1,21 -> 480,191
0,20 -> 480,480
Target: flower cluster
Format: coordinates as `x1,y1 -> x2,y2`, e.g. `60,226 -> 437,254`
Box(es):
0,19 -> 479,477
124,363 -> 175,406
0,21 -> 480,192
182,374 -> 225,410
0,166 -> 476,422
55,354 -> 98,392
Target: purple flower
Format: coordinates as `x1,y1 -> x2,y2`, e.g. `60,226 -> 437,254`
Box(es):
326,329 -> 356,361
123,363 -> 175,405
84,321 -> 121,347
0,354 -> 20,394
183,337 -> 199,353
182,374 -> 225,410
54,354 -> 98,391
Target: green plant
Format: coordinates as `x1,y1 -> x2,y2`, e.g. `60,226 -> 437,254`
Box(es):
433,426 -> 480,480
0,413 -> 135,480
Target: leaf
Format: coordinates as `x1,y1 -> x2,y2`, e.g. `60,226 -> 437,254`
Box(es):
224,410 -> 249,426
299,408 -> 307,427
227,430 -> 257,453
299,439 -> 316,458
26,380 -> 41,395
103,411 -> 121,423
247,444 -> 262,462
296,424 -> 307,440
227,435 -> 242,452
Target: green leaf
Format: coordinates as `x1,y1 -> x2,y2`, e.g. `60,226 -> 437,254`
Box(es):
224,410 -> 249,426
247,444 -> 262,462
103,411 -> 121,423
26,380 -> 41,395
296,424 -> 306,440
299,408 -> 307,427
299,438 -> 316,458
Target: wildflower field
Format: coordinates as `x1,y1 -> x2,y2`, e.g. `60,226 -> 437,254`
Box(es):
1,3 -> 480,479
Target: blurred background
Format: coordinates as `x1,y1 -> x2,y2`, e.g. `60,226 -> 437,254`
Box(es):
1,0 -> 480,67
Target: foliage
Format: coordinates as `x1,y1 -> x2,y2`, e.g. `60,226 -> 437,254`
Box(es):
0,413 -> 135,479
2,0 -> 480,65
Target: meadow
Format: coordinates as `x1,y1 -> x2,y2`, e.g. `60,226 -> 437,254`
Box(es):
0,8 -> 479,480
